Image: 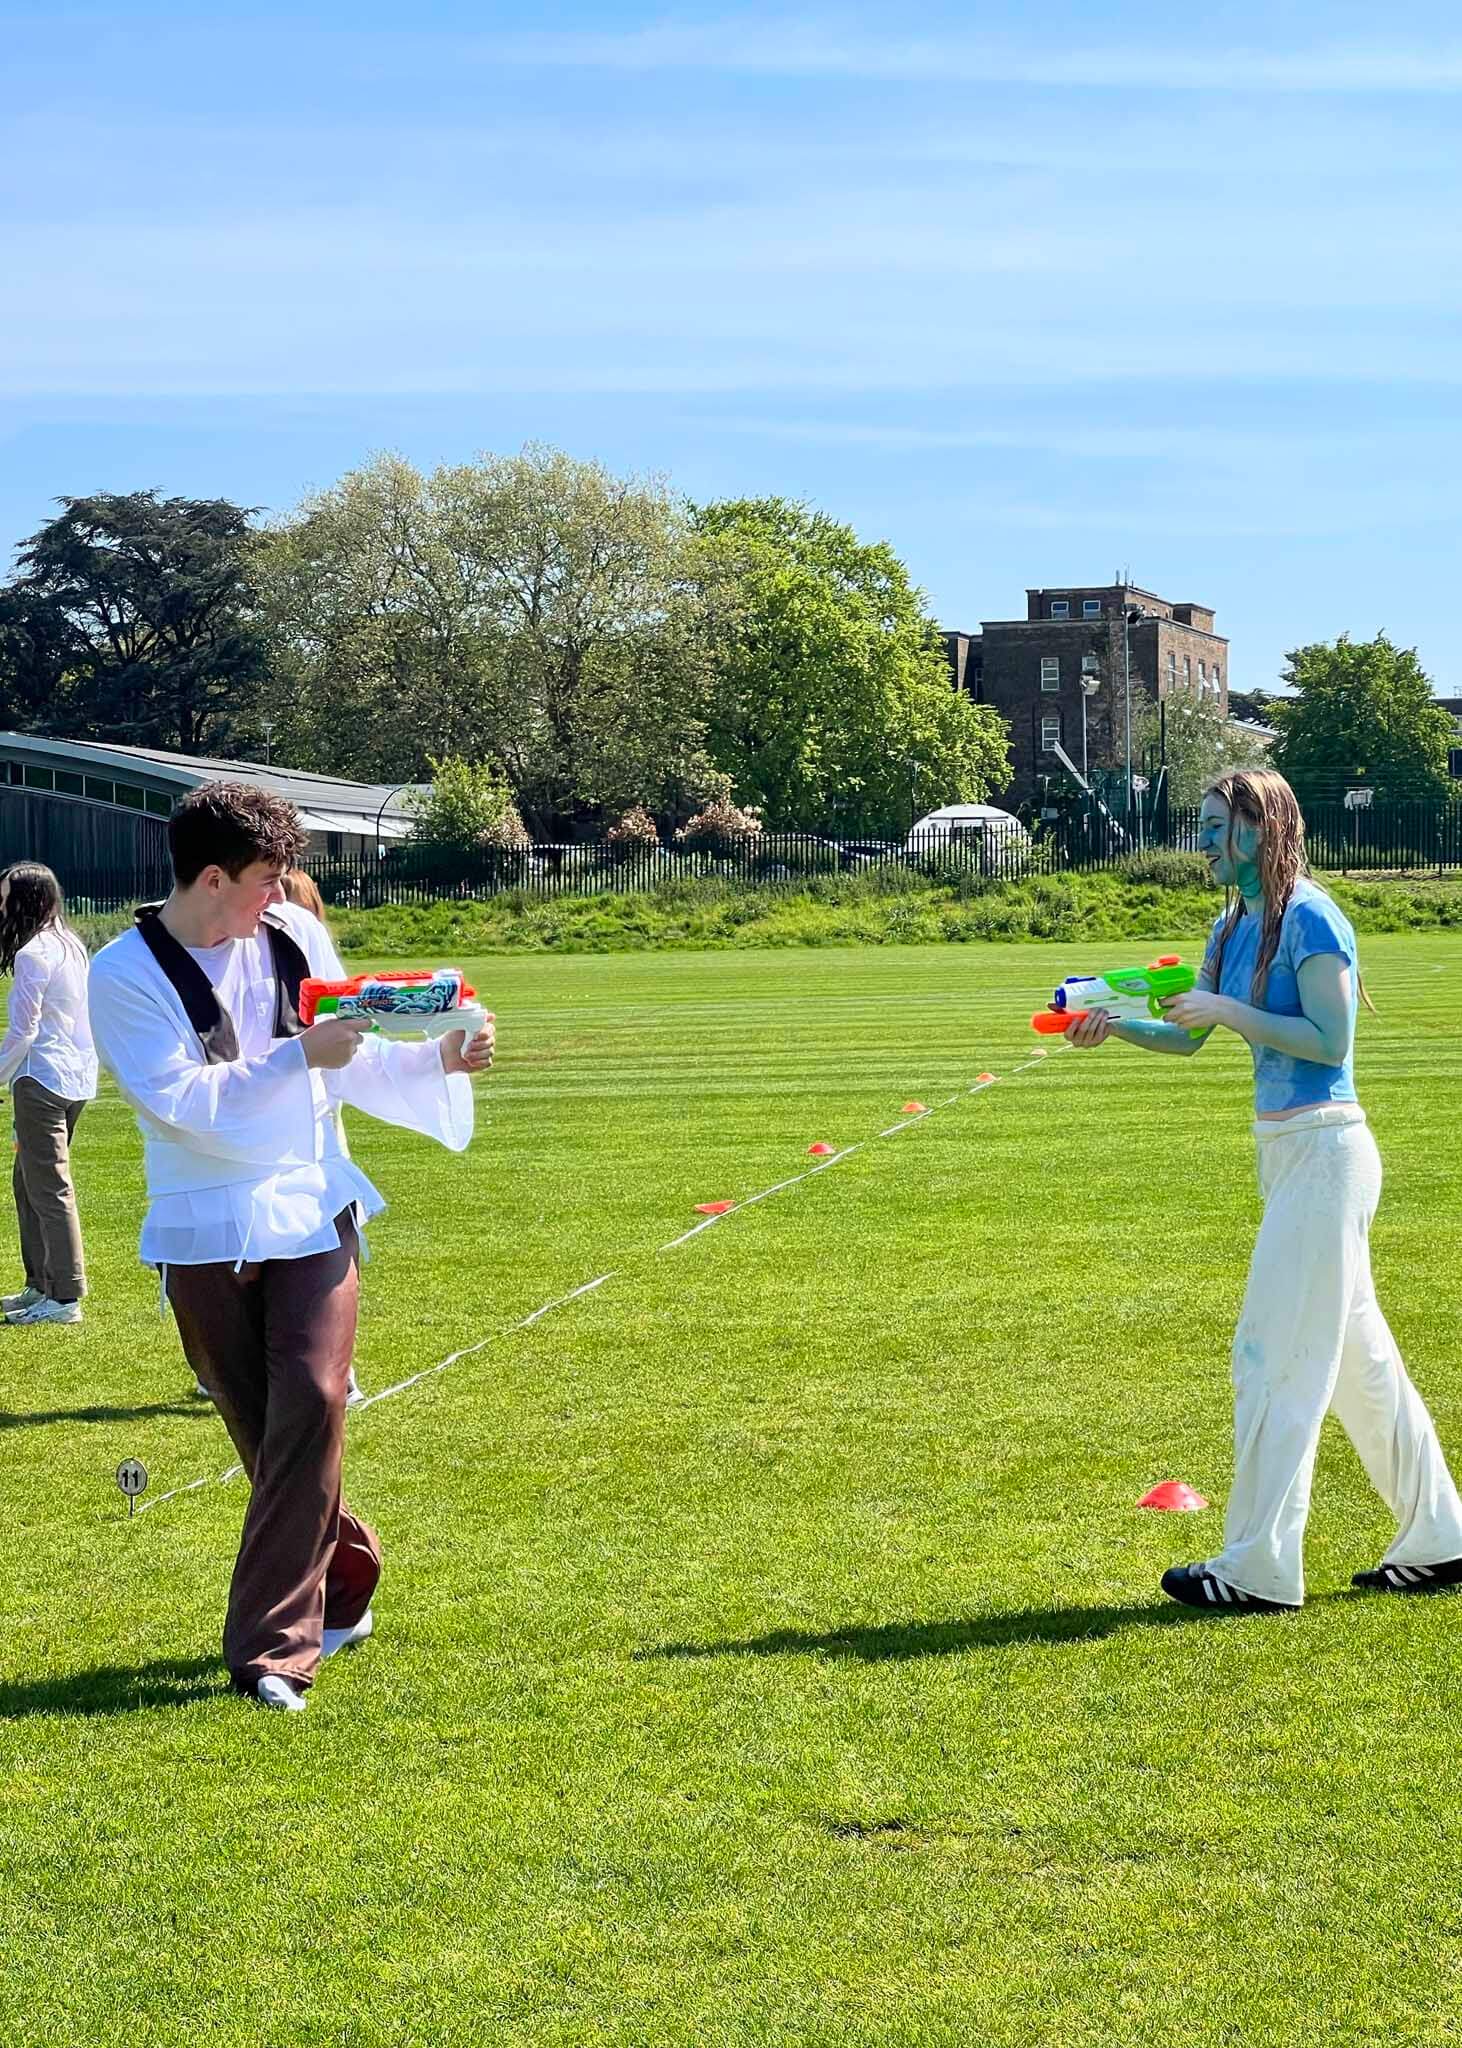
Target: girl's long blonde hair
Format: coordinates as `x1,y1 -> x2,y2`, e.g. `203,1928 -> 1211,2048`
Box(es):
1205,768 -> 1373,1011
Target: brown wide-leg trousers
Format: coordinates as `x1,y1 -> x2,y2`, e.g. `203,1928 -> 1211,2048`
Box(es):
165,1212 -> 381,1695
12,1077 -> 87,1300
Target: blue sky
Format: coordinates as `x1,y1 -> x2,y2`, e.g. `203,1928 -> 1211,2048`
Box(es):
4,1 -> 1461,693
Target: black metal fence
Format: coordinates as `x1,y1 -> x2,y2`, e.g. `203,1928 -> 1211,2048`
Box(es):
47,803 -> 1462,916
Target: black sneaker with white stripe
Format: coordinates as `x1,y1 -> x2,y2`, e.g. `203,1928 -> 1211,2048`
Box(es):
1352,1557 -> 1462,1596
1160,1562 -> 1298,1614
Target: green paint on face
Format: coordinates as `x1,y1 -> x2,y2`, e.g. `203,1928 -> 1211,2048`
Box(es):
1196,801 -> 1263,898
1232,820 -> 1263,900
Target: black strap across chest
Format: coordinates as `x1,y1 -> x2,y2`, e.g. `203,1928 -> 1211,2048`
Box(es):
134,905 -> 309,1065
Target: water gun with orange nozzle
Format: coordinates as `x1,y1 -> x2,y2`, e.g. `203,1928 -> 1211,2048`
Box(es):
300,968 -> 488,1041
1031,955 -> 1203,1037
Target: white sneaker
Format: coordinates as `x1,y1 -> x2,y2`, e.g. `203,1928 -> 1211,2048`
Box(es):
321,1609 -> 373,1660
1,1285 -> 41,1314
6,1296 -> 82,1326
192,1379 -> 215,1401
345,1373 -> 366,1408
254,1674 -> 308,1712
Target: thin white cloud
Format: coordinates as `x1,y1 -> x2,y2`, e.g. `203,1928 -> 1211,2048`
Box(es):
485,21 -> 1462,93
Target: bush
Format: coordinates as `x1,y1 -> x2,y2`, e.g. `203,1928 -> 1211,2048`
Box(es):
405,756 -> 530,855
605,806 -> 661,860
675,771 -> 762,853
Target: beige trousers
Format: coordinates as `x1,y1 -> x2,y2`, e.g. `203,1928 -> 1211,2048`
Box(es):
11,1077 -> 87,1301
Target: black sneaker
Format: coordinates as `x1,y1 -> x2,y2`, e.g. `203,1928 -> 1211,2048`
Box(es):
1160,1563 -> 1298,1615
1352,1558 -> 1462,1596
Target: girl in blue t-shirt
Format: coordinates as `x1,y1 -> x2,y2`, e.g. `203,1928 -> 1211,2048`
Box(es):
1070,768 -> 1462,1612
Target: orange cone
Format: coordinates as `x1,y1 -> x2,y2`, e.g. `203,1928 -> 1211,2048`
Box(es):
1137,1481 -> 1210,1512
693,1201 -> 735,1216
977,1071 -> 996,1083
901,1101 -> 928,1115
808,1141 -> 836,1157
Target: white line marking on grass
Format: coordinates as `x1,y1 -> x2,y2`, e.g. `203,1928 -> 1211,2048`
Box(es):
353,1272 -> 618,1411
660,1048 -> 1066,1247
134,1273 -> 617,1514
135,1046 -> 1068,1516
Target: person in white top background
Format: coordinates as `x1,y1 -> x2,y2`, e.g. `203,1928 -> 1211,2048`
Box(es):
0,862 -> 99,1327
89,784 -> 495,1713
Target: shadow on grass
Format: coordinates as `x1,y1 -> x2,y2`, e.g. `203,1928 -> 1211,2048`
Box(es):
641,1601 -> 1261,1662
0,1401 -> 208,1431
0,1656 -> 227,1720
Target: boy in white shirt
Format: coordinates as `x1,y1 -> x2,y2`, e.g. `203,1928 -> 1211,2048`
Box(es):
89,784 -> 494,1712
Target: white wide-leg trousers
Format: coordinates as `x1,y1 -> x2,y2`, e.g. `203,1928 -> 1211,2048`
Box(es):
1211,1104 -> 1462,1606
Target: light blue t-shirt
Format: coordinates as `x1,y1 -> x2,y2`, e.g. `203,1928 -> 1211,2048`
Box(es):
1205,877 -> 1359,1113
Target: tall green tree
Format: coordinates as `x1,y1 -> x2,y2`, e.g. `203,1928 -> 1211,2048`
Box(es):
0,492 -> 266,753
692,498 -> 1009,834
256,448 -> 714,831
1269,634 -> 1455,803
1133,690 -> 1272,808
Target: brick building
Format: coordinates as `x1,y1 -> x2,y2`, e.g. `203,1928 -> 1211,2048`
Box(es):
945,581 -> 1229,806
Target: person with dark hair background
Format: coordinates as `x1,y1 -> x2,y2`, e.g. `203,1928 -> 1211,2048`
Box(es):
0,862 -> 97,1325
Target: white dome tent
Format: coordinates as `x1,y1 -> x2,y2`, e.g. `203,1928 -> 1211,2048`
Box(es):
906,802 -> 1030,848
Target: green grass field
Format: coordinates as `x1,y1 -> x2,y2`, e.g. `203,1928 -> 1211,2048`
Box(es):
3,933 -> 1460,2047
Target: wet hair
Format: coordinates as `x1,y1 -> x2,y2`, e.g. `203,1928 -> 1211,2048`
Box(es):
280,867 -> 326,921
1204,768 -> 1374,1012
169,782 -> 308,887
0,862 -> 77,976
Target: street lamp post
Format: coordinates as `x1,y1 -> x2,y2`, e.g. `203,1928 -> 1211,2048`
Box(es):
374,781 -> 412,862
260,717 -> 275,767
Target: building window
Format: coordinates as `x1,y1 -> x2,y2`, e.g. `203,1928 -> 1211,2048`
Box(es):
1184,657 -> 1192,685
1081,653 -> 1099,678
1050,600 -> 1070,618
1040,656 -> 1060,690
1083,599 -> 1101,617
1198,661 -> 1206,685
7,762 -> 23,785
54,770 -> 85,797
84,776 -> 115,804
22,765 -> 55,791
1040,715 -> 1062,754
115,782 -> 145,811
1167,651 -> 1177,681
1211,666 -> 1222,691
145,790 -> 173,817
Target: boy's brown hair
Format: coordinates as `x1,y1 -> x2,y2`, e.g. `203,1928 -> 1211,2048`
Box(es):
169,782 -> 308,887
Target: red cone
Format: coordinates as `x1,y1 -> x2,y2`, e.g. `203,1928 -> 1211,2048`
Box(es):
808,1141 -> 836,1157
977,1071 -> 996,1083
901,1101 -> 928,1115
693,1201 -> 735,1216
1137,1481 -> 1210,1512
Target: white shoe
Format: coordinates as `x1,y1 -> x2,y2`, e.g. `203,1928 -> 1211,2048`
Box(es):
192,1379 -> 214,1401
345,1373 -> 366,1409
254,1674 -> 308,1712
1,1285 -> 41,1314
321,1609 -> 373,1661
6,1296 -> 82,1325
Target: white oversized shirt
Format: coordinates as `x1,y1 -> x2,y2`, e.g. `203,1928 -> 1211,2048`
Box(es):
88,901 -> 474,1267
0,926 -> 99,1101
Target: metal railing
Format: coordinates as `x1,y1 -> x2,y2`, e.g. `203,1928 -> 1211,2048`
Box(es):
44,802 -> 1462,915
